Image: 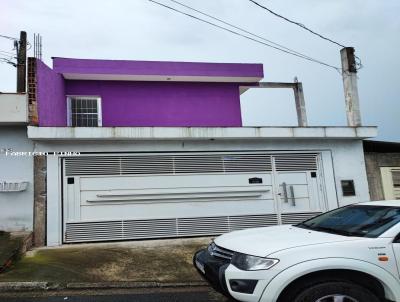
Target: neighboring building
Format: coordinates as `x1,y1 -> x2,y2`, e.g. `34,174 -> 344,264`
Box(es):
0,92 -> 34,231
364,140 -> 400,200
25,57 -> 376,246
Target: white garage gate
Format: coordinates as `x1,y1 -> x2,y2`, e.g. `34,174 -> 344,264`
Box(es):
62,152 -> 328,243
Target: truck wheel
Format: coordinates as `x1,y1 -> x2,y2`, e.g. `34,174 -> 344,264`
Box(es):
293,281 -> 381,302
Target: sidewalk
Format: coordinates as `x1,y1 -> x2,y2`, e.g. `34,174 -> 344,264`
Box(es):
0,231 -> 32,274
0,237 -> 210,290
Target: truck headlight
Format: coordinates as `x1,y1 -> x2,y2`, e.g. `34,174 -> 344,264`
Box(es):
231,253 -> 279,271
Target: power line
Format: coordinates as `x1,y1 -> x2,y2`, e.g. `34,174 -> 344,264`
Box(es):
249,0 -> 346,48
169,0 -> 316,62
249,0 -> 363,70
0,34 -> 18,41
149,0 -> 341,71
0,33 -> 32,51
0,57 -> 17,67
0,50 -> 16,56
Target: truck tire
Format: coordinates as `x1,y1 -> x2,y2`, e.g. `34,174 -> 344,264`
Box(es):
292,281 -> 381,302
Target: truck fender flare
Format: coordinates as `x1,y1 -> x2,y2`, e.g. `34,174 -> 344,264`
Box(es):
259,257 -> 400,302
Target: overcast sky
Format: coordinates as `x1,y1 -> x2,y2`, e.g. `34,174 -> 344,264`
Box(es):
1,0 -> 399,141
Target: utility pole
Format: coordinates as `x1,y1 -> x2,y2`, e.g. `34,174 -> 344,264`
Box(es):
293,77 -> 308,127
16,31 -> 27,93
341,47 -> 361,127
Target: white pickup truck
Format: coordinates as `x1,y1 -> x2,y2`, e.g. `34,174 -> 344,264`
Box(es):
194,200 -> 400,302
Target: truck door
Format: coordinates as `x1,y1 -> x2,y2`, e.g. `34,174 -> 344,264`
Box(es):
394,233 -> 400,277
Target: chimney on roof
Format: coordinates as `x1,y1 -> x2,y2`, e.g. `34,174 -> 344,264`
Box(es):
341,47 -> 362,127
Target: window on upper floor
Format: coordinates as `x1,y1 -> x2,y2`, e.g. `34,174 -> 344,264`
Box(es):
67,96 -> 102,127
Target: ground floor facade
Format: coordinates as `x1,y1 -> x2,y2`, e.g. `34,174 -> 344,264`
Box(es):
0,127 -> 33,231
31,136 -> 370,246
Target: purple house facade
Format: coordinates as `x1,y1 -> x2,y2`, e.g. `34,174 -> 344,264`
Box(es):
26,57 -> 377,246
35,58 -> 263,127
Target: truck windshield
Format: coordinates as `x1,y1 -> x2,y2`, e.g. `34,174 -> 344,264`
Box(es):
296,205 -> 400,237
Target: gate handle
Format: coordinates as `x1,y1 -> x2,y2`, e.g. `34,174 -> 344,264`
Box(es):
281,182 -> 288,203
289,185 -> 296,206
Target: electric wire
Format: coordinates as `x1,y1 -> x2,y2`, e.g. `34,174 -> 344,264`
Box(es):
248,0 -> 363,70
149,0 -> 341,71
0,57 -> 17,67
0,34 -> 18,41
168,0 -> 317,62
0,33 -> 32,51
249,0 -> 346,48
0,50 -> 16,56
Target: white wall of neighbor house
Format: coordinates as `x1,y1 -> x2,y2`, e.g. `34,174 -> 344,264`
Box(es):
37,138 -> 370,246
0,127 -> 34,231
0,94 -> 28,124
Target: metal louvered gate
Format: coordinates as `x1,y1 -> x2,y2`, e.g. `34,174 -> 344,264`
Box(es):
62,152 -> 326,243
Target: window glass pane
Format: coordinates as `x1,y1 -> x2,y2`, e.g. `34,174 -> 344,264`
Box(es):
298,205 -> 400,238
70,97 -> 99,127
392,171 -> 400,187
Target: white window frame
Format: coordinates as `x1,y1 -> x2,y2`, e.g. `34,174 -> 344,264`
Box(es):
66,96 -> 102,127
381,167 -> 400,200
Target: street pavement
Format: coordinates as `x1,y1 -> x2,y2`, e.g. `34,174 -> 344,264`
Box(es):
0,287 -> 233,302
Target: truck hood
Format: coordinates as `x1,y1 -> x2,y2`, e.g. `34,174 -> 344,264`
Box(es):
214,225 -> 364,257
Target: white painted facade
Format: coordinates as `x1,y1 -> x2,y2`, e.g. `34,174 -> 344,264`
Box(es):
29,133 -> 372,246
0,126 -> 34,231
0,93 -> 28,125
27,126 -> 377,140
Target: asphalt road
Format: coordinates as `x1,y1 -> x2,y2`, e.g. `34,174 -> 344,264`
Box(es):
0,287 -> 234,302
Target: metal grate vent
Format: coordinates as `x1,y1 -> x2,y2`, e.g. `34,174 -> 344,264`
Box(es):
281,212 -> 322,225
178,216 -> 230,236
121,156 -> 174,175
64,153 -> 320,176
229,214 -> 278,230
124,219 -> 177,239
65,220 -> 124,242
65,156 -> 122,176
274,153 -> 318,172
64,153 -> 272,176
65,213 -> 279,243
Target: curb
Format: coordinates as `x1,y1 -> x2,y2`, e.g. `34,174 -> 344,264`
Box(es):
0,280 -> 208,292
0,282 -> 48,291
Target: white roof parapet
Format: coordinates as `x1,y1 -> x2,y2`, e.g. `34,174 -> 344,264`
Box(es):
27,126 -> 378,141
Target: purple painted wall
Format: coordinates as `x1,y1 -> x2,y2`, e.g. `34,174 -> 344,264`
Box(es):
53,57 -> 264,79
35,58 -> 264,127
36,60 -> 67,126
65,80 -> 242,127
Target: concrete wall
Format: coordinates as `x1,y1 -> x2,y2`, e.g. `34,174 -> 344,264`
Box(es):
0,93 -> 28,124
0,127 -> 34,231
364,152 -> 400,200
36,60 -> 66,126
65,80 -> 242,127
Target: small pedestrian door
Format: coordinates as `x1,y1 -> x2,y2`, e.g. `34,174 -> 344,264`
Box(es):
272,154 -> 327,223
